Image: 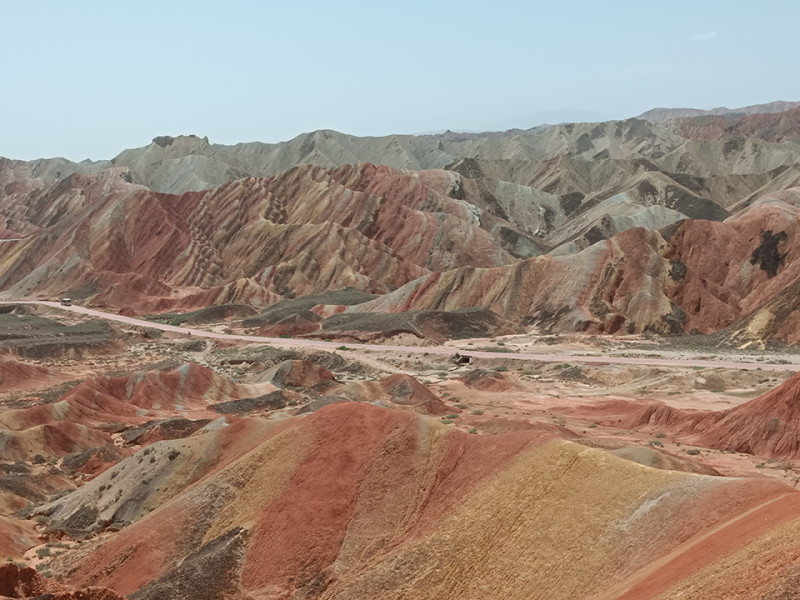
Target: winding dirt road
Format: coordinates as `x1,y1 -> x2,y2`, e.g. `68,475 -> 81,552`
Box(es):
5,300 -> 800,372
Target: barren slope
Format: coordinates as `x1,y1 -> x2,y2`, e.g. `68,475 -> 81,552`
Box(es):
353,194 -> 800,345
25,402 -> 800,600
0,163 -> 532,312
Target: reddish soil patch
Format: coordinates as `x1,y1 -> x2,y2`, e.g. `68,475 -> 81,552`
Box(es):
0,360 -> 67,392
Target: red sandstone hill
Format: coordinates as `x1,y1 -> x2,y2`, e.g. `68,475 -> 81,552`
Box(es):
0,362 -> 254,429
6,170 -> 800,344
0,360 -> 67,392
0,360 -> 449,463
24,401 -> 800,600
355,196 -> 800,343
0,363 -> 275,461
618,371 -> 800,460
0,163 -> 541,313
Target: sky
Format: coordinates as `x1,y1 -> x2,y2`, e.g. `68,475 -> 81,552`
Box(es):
1,0 -> 798,161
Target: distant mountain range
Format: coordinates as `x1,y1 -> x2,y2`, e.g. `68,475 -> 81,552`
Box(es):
2,101 -> 800,346
637,100 -> 800,122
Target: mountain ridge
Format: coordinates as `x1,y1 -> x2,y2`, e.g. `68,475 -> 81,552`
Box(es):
637,100 -> 800,122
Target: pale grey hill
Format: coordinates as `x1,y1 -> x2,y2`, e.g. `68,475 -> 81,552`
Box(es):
104,118 -> 684,195
444,153 -> 792,252
548,203 -> 686,256
638,100 -> 800,122
107,131 -> 458,194
727,167 -> 800,213
226,129 -> 457,174
656,137 -> 800,177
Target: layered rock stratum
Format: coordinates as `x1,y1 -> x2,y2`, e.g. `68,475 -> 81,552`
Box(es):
3,104 -> 800,346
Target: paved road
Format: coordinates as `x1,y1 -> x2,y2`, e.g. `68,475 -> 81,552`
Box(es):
5,300 -> 800,372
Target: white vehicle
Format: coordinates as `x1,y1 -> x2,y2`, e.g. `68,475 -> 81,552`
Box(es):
60,297 -> 72,306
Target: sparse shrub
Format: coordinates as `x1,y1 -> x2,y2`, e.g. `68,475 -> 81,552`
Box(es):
655,433 -> 666,438
493,366 -> 508,372
589,423 -> 598,428
32,454 -> 46,465
445,414 -> 459,419
441,419 -> 453,425
472,409 -> 484,415
456,403 -> 469,409
686,449 -> 701,456
36,547 -> 50,558
469,428 -> 478,434
648,440 -> 663,447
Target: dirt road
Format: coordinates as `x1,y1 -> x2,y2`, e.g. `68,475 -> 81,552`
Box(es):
5,300 -> 800,372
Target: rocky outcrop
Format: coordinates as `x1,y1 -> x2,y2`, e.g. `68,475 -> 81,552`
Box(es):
260,359 -> 336,389
619,372 -> 800,460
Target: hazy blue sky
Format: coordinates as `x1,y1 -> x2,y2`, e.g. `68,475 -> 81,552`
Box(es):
2,0 -> 798,160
